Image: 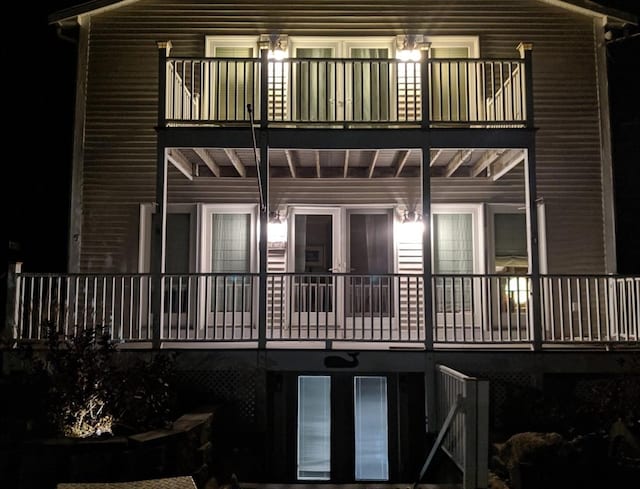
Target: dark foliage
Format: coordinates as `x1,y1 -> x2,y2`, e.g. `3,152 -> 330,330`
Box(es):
8,322 -> 176,438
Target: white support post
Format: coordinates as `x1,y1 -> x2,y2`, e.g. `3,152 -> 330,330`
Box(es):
5,262 -> 23,341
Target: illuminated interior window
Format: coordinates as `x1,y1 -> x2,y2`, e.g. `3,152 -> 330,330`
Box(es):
297,376 -> 331,480
354,376 -> 389,481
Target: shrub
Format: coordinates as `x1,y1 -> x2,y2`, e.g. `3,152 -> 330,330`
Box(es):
32,322 -> 176,438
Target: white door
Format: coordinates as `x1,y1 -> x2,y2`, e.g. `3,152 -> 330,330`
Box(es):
288,208 -> 342,334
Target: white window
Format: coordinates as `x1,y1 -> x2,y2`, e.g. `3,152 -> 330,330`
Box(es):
297,376 -> 331,480
138,204 -> 197,273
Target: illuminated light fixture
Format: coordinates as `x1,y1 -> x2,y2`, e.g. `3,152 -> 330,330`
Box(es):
268,210 -> 288,246
506,276 -> 529,305
399,209 -> 424,243
395,34 -> 429,61
259,33 -> 288,60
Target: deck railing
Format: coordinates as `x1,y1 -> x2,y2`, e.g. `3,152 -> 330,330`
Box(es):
9,271 -> 640,348
431,365 -> 489,489
163,55 -> 528,127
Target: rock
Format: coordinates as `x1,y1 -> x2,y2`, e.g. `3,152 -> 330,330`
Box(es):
497,431 -> 566,469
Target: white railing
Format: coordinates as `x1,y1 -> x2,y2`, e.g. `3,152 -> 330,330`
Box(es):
161,273 -> 259,341
433,274 -> 532,345
434,365 -> 489,489
11,272 -> 640,348
541,275 -> 640,344
14,273 -> 153,342
266,273 -> 425,342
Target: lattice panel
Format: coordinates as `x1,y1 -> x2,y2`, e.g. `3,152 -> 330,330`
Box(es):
176,369 -> 258,425
476,371 -> 535,430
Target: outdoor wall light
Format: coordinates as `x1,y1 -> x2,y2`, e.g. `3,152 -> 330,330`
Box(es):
259,33 -> 288,60
399,209 -> 424,243
268,210 -> 288,245
395,34 -> 430,61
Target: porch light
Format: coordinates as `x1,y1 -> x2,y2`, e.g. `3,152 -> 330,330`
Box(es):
259,33 -> 288,60
396,49 -> 422,62
395,34 -> 429,61
268,211 -> 288,246
399,210 -> 424,243
506,277 -> 529,305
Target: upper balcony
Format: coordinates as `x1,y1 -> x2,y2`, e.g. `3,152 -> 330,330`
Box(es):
159,42 -> 532,129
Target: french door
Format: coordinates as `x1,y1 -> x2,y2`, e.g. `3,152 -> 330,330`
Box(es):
345,211 -> 394,336
289,207 -> 342,330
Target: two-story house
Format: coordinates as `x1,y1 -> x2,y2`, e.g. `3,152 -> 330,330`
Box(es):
5,0 -> 639,486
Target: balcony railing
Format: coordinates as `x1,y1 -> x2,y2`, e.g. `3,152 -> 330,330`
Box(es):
10,272 -> 640,349
162,54 -> 529,127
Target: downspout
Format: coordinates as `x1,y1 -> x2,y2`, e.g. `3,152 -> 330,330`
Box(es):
56,25 -> 78,45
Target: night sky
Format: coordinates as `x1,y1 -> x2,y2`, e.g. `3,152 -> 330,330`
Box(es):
6,1 -> 640,273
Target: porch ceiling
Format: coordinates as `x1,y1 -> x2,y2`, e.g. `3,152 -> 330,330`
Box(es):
168,147 -> 525,180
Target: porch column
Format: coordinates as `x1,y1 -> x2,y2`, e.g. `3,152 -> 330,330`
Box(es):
258,135 -> 269,349
151,41 -> 172,349
519,42 -> 535,129
4,262 -> 22,340
421,141 -> 434,351
518,43 -> 542,350
258,48 -> 270,348
420,45 -> 431,129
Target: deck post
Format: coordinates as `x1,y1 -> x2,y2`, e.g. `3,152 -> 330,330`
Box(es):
151,41 -> 172,349
157,41 -> 171,128
518,43 -> 542,349
258,135 -> 269,349
5,262 -> 22,341
422,141 -> 434,350
518,42 -> 534,129
420,44 -> 431,128
257,46 -> 270,349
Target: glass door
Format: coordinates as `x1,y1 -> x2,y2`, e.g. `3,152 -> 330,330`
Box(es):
346,211 -> 394,337
213,45 -> 256,121
433,212 -> 478,334
430,46 -> 472,122
348,47 -> 392,121
292,46 -> 337,121
289,208 -> 341,332
203,208 -> 256,333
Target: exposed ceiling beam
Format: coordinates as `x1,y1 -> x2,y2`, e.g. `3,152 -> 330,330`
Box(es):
430,149 -> 443,167
223,149 -> 246,177
193,148 -> 221,177
471,149 -> 504,177
394,150 -> 411,178
284,150 -> 297,178
367,150 -> 380,179
343,150 -> 350,178
315,150 -> 321,178
167,149 -> 194,181
490,150 -> 525,181
444,149 -> 473,178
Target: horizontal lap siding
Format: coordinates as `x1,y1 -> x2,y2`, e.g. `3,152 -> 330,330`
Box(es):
81,0 -> 605,273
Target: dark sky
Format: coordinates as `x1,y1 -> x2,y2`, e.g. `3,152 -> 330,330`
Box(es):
6,0 -> 640,273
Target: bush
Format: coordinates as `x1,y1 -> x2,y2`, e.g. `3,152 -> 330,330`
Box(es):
29,322 -> 176,438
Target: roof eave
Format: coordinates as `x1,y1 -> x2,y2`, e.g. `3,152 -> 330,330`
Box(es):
48,0 -> 637,26
49,0 -> 138,25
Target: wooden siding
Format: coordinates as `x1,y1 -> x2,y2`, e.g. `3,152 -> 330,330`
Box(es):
80,0 -> 606,274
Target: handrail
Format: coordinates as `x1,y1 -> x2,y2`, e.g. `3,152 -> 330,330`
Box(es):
162,54 -> 529,127
10,272 -> 640,348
